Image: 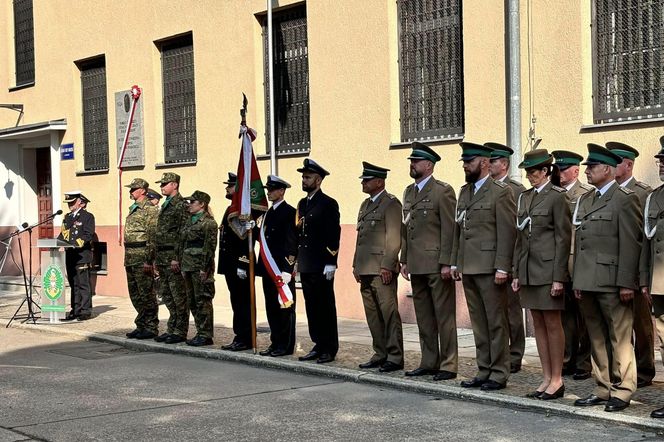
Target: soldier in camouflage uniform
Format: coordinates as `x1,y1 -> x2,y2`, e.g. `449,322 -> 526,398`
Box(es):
181,190 -> 218,346
154,172 -> 190,344
124,178 -> 159,340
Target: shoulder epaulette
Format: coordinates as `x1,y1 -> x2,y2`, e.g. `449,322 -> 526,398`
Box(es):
551,185 -> 565,193
509,178 -> 523,187
386,193 -> 397,200
580,183 -> 593,191
494,180 -> 508,188
636,181 -> 652,190
434,179 -> 450,188
618,186 -> 634,195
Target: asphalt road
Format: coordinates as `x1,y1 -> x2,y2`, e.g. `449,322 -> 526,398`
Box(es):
0,328 -> 660,441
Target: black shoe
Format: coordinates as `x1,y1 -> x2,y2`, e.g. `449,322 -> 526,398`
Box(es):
299,350 -> 320,361
433,370 -> 457,381
126,329 -> 141,339
135,330 -> 157,340
259,347 -> 274,356
539,384 -> 565,400
651,406 -> 664,418
154,333 -> 170,342
572,370 -> 591,380
604,397 -> 629,412
460,377 -> 486,388
270,348 -> 290,357
480,380 -> 506,391
229,342 -> 250,352
359,359 -> 385,369
164,335 -> 186,344
63,311 -> 77,321
317,353 -> 334,364
221,341 -> 238,350
404,367 -> 438,377
76,314 -> 92,321
186,336 -> 213,346
510,364 -> 522,374
379,361 -> 403,373
574,394 -> 607,407
525,390 -> 544,398
637,379 -> 653,389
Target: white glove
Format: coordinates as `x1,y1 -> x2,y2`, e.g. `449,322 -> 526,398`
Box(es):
281,272 -> 292,284
323,265 -> 336,280
237,268 -> 247,279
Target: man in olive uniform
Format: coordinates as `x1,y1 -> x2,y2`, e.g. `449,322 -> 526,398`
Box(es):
154,172 -> 189,344
124,178 -> 159,339
486,142 -> 526,373
256,175 -> 298,357
58,191 -> 95,321
452,142 -> 516,391
607,141 -> 655,389
400,144 -> 458,380
643,138 -> 664,418
552,150 -> 594,380
354,162 -> 404,373
296,159 -> 341,364
572,144 -> 642,412
218,173 -> 254,351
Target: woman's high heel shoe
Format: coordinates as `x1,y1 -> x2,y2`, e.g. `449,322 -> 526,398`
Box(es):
525,390 -> 544,398
539,384 -> 565,400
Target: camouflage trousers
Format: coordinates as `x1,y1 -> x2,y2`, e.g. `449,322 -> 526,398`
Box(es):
126,265 -> 159,333
183,271 -> 215,339
157,265 -> 189,338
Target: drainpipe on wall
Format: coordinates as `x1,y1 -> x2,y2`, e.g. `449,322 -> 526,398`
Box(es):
506,0 -> 522,182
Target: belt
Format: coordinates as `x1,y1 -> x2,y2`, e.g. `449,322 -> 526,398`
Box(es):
185,239 -> 204,248
157,245 -> 175,251
124,241 -> 147,249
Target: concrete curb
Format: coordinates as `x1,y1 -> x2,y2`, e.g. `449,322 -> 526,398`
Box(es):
7,320 -> 664,433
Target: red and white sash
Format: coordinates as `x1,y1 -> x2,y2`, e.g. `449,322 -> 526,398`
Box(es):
258,214 -> 294,308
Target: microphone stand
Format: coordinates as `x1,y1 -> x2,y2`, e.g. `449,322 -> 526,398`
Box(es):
6,213 -> 61,327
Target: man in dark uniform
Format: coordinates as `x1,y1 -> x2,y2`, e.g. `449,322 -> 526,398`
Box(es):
552,150 -> 594,381
153,172 -> 189,344
58,191 -> 95,321
256,175 -> 298,357
218,173 -> 253,351
486,142 -> 526,373
573,144 -> 641,412
607,141 -> 655,389
354,162 -> 404,373
296,159 -> 341,364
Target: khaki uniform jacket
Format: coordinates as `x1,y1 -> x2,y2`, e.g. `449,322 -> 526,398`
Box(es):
400,177 -> 456,275
565,180 -> 594,276
353,191 -> 402,275
452,178 -> 516,274
625,178 -> 652,287
513,182 -> 572,285
572,182 -> 642,292
642,185 -> 664,295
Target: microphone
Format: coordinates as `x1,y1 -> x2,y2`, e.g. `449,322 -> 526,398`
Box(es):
21,222 -> 28,229
54,209 -> 63,216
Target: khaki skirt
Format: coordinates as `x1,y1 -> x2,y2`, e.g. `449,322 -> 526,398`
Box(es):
519,284 -> 564,311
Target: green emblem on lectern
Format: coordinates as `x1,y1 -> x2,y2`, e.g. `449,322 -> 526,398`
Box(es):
42,265 -> 65,301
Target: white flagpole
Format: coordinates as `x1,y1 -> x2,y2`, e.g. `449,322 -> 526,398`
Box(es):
267,0 -> 276,176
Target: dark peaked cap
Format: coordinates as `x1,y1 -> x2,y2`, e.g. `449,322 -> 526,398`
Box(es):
359,161 -> 390,179
297,158 -> 330,177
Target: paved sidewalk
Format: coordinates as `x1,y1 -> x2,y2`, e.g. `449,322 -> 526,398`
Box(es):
2,290 -> 664,432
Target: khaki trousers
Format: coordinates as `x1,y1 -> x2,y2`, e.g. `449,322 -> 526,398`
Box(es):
360,275 -> 404,365
579,291 -> 636,402
507,283 -> 525,367
462,274 -> 510,384
633,292 -> 655,383
410,273 -> 458,372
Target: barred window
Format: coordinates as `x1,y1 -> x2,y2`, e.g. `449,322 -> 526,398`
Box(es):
13,0 -> 34,86
160,34 -> 197,163
79,58 -> 109,171
592,0 -> 663,123
263,6 -> 311,154
398,0 -> 464,142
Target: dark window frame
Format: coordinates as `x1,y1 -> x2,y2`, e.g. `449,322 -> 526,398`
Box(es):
77,56 -> 109,172
397,0 -> 465,142
262,5 -> 311,154
591,0 -> 663,123
13,0 -> 35,87
158,33 -> 197,164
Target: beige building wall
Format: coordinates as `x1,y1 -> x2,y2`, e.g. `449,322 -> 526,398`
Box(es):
0,0 -> 661,321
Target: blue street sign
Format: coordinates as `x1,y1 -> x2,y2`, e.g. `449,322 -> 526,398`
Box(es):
61,143 -> 74,160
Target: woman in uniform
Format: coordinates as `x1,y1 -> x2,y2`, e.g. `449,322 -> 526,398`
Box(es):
181,191 -> 218,346
512,149 -> 572,400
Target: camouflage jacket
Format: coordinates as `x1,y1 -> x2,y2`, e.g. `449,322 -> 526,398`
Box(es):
181,212 -> 218,273
155,192 -> 188,265
124,198 -> 158,266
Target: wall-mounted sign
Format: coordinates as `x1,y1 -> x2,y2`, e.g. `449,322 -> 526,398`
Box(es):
115,89 -> 145,168
60,143 -> 74,160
